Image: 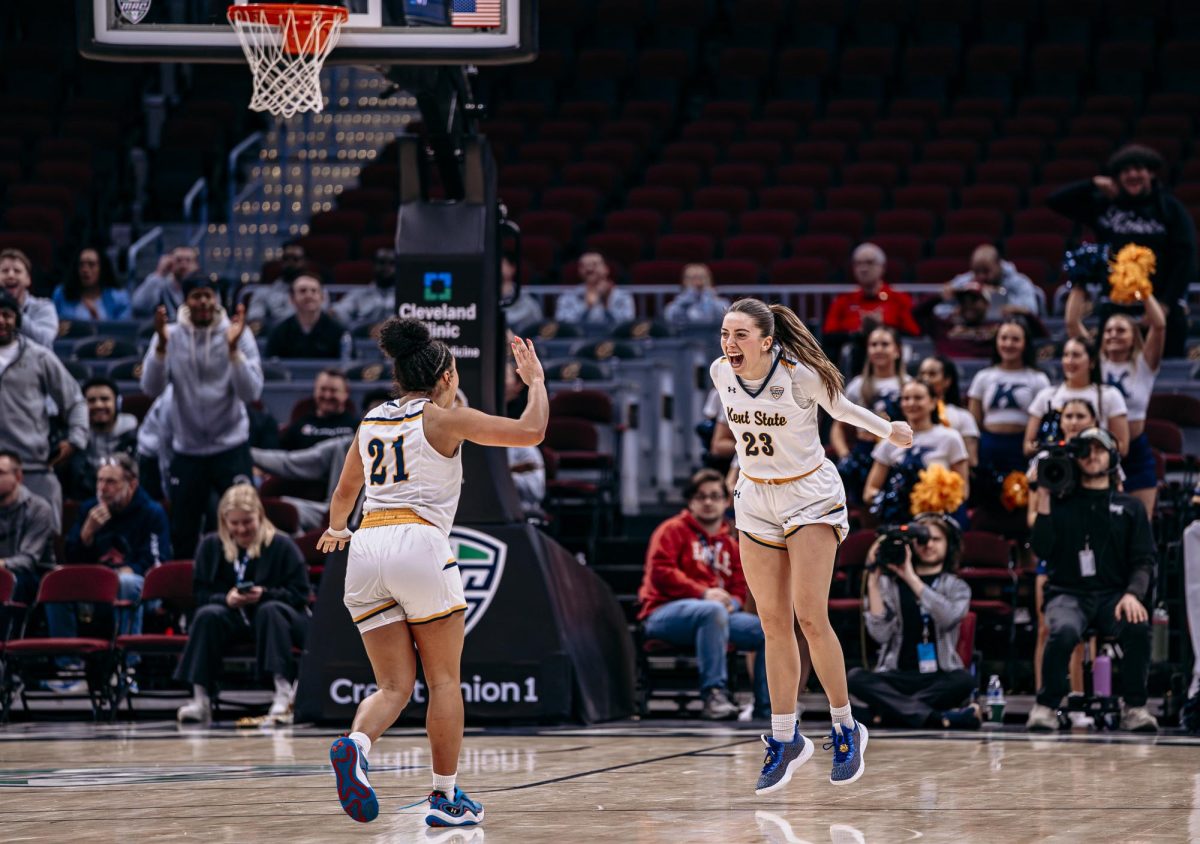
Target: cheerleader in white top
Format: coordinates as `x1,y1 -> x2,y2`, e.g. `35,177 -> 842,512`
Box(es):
1067,293 -> 1166,516
863,379 -> 971,506
712,298 -> 912,794
317,319 -> 548,827
967,320 -> 1051,484
1024,336 -> 1130,461
831,325 -> 908,503
916,354 -> 979,466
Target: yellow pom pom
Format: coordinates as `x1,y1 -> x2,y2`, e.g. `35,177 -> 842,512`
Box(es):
909,463 -> 966,516
999,470 -> 1030,512
1108,243 -> 1156,305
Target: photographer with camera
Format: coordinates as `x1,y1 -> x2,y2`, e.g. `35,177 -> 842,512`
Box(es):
1026,427 -> 1158,732
847,514 -> 981,729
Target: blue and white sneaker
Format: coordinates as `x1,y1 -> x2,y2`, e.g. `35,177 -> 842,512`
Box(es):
754,727 -> 815,796
825,721 -> 868,785
426,787 -> 485,827
329,736 -> 379,823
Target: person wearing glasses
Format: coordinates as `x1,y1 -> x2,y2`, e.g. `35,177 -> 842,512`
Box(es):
637,468 -> 769,720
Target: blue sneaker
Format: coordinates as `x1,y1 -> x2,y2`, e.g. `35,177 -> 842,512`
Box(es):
329,736 -> 379,823
426,787 -> 485,827
825,721 -> 868,785
754,727 -> 815,796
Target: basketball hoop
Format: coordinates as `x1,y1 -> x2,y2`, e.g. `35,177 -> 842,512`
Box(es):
227,4 -> 349,118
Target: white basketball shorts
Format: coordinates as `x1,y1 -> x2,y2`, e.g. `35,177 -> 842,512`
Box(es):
733,458 -> 849,549
343,520 -> 466,634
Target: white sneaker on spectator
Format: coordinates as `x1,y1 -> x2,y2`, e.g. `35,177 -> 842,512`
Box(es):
1067,711 -> 1094,729
1119,705 -> 1158,733
1025,703 -> 1059,731
267,697 -> 293,725
177,699 -> 212,724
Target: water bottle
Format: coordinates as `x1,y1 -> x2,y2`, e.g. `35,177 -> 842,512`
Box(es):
339,331 -> 354,364
1151,606 -> 1170,663
986,674 -> 1005,723
1093,650 -> 1113,697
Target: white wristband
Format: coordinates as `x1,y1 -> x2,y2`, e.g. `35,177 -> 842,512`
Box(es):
326,527 -> 352,539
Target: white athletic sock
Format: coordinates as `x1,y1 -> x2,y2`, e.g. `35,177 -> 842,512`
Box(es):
349,731 -> 372,758
771,713 -> 797,742
432,771 -> 457,796
192,684 -> 210,707
272,674 -> 292,703
830,703 -> 854,731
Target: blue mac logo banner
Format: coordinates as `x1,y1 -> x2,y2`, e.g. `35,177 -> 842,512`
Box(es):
448,526 -> 507,637
423,271 -> 453,302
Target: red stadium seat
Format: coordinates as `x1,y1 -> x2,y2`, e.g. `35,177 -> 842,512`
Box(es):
693,186 -> 752,215
671,210 -> 732,239
792,234 -> 854,265
739,210 -> 801,239
776,163 -> 835,190
960,185 -> 1021,214
707,259 -> 762,285
768,257 -> 834,285
1006,234 -> 1068,265
626,186 -> 686,216
723,234 -> 785,265
710,163 -> 767,189
857,139 -> 915,169
655,234 -> 716,262
604,209 -> 664,239
842,161 -> 901,189
584,232 -> 645,268
874,209 -> 936,238
630,260 -> 685,285
933,235 -> 988,259
661,141 -> 720,170
893,185 -> 953,216
807,210 -> 867,240
757,186 -> 818,214
825,186 -> 886,215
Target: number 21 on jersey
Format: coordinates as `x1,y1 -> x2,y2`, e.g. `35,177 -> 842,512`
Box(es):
367,436 -> 409,484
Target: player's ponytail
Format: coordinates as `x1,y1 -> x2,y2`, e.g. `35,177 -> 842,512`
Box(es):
378,317 -> 452,393
768,303 -> 844,402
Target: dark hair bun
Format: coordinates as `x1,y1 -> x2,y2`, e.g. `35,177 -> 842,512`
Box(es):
378,317 -> 431,359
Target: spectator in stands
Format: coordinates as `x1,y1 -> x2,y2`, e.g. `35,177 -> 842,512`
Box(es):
1024,337 -> 1129,459
0,248 -> 57,348
832,326 -> 907,503
64,376 -> 140,500
915,280 -> 1002,359
508,445 -> 546,517
247,240 -> 307,329
500,253 -> 543,333
849,513 -> 980,728
0,291 -> 88,532
54,454 -> 170,644
280,368 -> 358,450
53,247 -> 130,322
637,469 -> 769,720
140,277 -> 263,558
331,247 -> 397,326
266,275 -> 350,360
864,379 -> 969,511
553,251 -> 636,326
1047,144 -> 1197,358
823,243 -> 920,349
175,484 -> 310,725
945,245 -> 1041,320
968,320 -> 1051,495
0,451 -> 55,604
1067,293 -> 1166,519
251,390 -> 388,534
1027,427 -> 1157,733
663,262 -> 730,324
131,246 -> 200,319
917,356 -> 979,467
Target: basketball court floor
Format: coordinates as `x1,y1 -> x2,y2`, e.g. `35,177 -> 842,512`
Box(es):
0,720 -> 1196,843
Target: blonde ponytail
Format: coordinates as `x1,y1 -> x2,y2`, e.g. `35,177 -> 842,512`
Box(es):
768,303 -> 844,401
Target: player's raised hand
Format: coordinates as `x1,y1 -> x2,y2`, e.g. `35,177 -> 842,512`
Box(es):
510,336 -> 545,385
888,421 -> 914,448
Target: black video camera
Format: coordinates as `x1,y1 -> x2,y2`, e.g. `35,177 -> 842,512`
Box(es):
1038,438 -> 1091,496
870,522 -> 932,569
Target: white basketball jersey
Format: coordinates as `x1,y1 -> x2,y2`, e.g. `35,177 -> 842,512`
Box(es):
358,398 -> 462,534
710,354 -> 825,479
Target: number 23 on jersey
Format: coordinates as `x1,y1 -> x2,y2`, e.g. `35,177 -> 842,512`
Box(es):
366,436 -> 409,484
742,431 -> 774,456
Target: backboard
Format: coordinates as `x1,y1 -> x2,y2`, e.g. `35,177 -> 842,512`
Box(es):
78,0 -> 536,65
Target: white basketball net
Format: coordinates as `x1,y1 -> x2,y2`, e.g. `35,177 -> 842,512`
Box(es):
228,5 -> 348,118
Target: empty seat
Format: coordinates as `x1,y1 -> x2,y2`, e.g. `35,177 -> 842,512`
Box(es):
825,186 -> 886,215
707,258 -> 762,284
960,185 -> 1021,214
769,257 -> 834,284
776,163 -> 835,190
723,234 -> 785,265
1012,207 -> 1074,236
857,139 -> 915,168
662,140 -> 720,169
869,234 -> 924,271
842,162 -> 900,188
727,141 -> 785,167
739,210 -> 801,238
672,210 -> 732,239
710,163 -> 768,189
792,233 -> 854,265
630,260 -> 685,285
644,162 -> 703,192
807,210 -> 867,240
693,186 -> 752,215
655,234 -> 716,262
1005,234 -> 1067,265
874,208 -> 936,238
908,162 -> 967,190
975,160 -> 1034,189
893,185 -> 953,216
757,186 -> 818,214
934,234 -> 991,258
944,209 -> 1005,238
584,232 -> 645,267
604,209 -> 664,238
626,186 -> 686,216
520,210 -> 577,246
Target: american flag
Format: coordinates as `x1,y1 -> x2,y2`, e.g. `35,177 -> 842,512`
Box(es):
451,0 -> 502,27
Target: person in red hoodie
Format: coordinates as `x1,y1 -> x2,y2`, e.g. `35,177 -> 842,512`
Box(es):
638,468 -> 769,719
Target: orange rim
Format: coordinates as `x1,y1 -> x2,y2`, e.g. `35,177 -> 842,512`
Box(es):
227,4 -> 348,55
